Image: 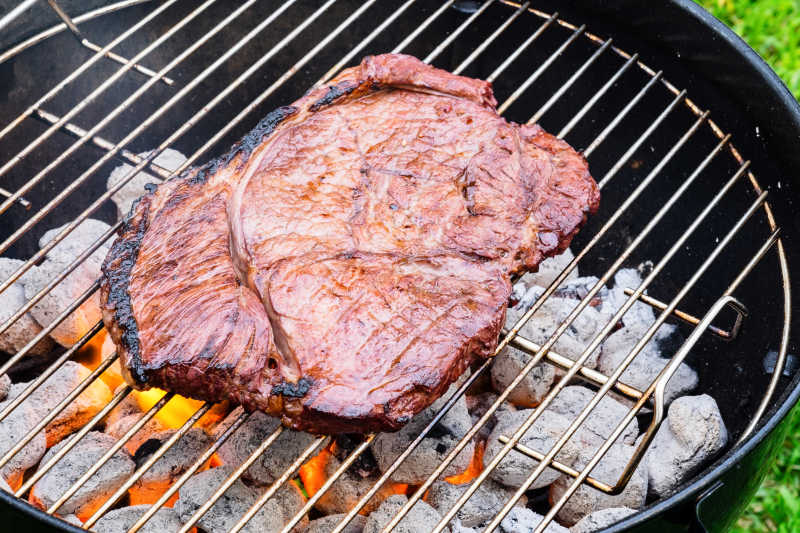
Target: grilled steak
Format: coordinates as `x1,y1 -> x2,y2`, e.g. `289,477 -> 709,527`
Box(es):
101,54 -> 599,434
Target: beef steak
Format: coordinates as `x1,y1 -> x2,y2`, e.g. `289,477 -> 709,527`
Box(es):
101,54 -> 599,434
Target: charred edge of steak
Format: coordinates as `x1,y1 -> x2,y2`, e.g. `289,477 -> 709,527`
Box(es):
175,105 -> 299,187
271,377 -> 313,398
105,107 -> 300,385
102,199 -> 151,384
309,80 -> 361,112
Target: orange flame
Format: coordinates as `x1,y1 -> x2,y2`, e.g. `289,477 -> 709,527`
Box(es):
444,440 -> 485,485
298,446 -> 409,505
299,448 -> 331,498
131,389 -> 227,430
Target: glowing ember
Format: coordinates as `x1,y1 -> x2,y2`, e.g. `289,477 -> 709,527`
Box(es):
209,452 -> 224,469
299,448 -> 331,498
133,389 -> 207,429
444,440 -> 485,485
299,445 -> 410,508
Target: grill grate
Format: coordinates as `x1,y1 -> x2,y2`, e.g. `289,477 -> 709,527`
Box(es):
0,1 -> 790,532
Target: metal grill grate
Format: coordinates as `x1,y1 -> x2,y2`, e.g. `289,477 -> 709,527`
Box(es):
0,1 -> 790,532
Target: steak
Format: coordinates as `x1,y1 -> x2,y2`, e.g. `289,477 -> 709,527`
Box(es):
101,54 -> 599,434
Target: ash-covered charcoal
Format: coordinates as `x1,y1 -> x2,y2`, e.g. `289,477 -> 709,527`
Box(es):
363,494 -> 443,533
465,392 -> 517,442
315,454 -> 397,516
546,386 -> 639,446
0,391 -> 46,489
371,380 -> 475,484
332,434 -> 380,478
26,219 -> 113,348
9,361 -> 111,447
174,466 -> 308,533
0,374 -> 9,402
92,504 -> 182,533
553,277 -> 608,305
503,296 -> 606,377
426,479 -> 527,528
103,384 -> 144,430
129,428 -> 212,505
104,414 -> 170,455
602,269 -> 664,335
0,258 -> 53,356
491,345 -> 555,408
485,409 -> 580,490
304,513 -> 367,533
515,248 -> 578,291
213,406 -> 316,485
499,507 -> 569,533
61,514 -> 83,526
106,148 -> 187,219
30,431 -> 135,518
644,394 -> 728,498
569,507 -> 636,533
549,443 -> 648,526
597,325 -> 697,406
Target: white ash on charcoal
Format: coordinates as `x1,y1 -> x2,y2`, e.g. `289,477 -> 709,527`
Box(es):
569,507 -> 636,533
598,269 -> 655,333
426,478 -> 527,528
0,374 -> 9,401
129,427 -> 212,506
314,448 -> 397,516
499,507 -> 569,533
0,390 -> 46,489
501,293 -> 607,385
491,343 -> 555,408
0,257 -> 54,356
9,360 -> 112,447
304,514 -> 367,533
104,414 -> 170,456
450,518 -> 477,533
92,504 -> 183,533
546,386 -> 639,446
363,494 -> 443,533
103,384 -> 144,430
371,379 -> 475,484
644,394 -> 728,498
25,219 -> 113,348
549,443 -> 648,527
30,431 -> 135,519
107,148 -> 186,219
484,409 -> 580,490
174,466 -> 308,533
61,514 -> 83,526
597,324 -> 697,406
464,392 -> 517,442
513,248 -> 578,293
213,406 -> 316,485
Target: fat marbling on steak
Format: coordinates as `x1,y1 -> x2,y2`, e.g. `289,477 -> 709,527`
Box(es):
101,54 -> 599,434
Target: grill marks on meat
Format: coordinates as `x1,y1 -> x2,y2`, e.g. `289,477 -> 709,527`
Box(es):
101,54 -> 599,434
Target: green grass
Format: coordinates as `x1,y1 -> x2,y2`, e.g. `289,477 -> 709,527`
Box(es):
699,0 -> 800,98
694,2 -> 800,530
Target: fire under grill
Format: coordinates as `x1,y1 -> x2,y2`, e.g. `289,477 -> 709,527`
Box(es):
0,1 -> 791,532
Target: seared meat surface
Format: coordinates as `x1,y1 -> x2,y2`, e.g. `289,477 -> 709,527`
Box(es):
101,54 -> 599,434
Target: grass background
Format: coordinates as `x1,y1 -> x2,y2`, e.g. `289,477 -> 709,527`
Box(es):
693,2 -> 799,531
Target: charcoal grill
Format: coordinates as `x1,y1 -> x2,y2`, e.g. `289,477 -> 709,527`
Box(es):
0,0 -> 797,531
